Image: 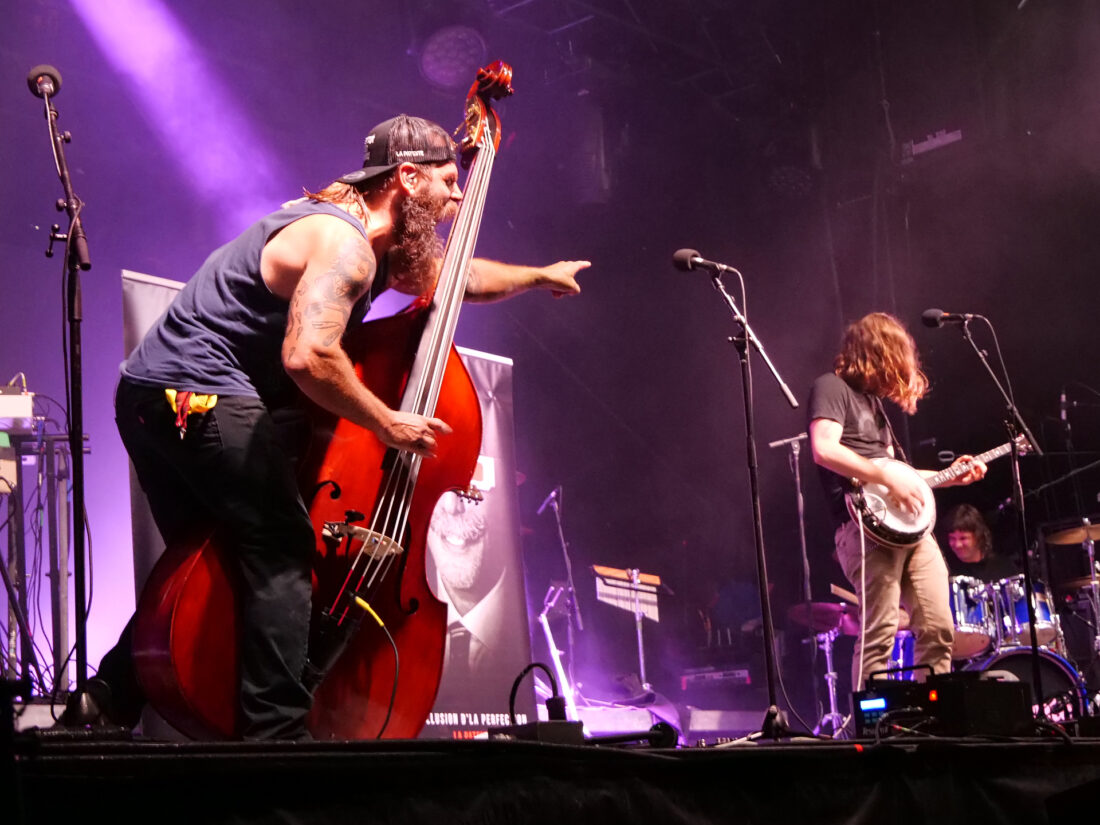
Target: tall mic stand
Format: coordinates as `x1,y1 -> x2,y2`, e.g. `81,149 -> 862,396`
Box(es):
29,65 -> 92,692
703,268 -> 799,739
767,431 -> 821,721
956,318 -> 1049,719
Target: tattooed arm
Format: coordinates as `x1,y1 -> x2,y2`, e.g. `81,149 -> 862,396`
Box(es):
463,259 -> 590,303
262,215 -> 451,456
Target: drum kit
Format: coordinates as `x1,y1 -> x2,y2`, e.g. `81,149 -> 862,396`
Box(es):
790,518 -> 1100,733
947,572 -> 1087,718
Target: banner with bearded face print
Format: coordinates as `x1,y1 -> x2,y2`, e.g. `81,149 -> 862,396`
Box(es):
420,349 -> 534,740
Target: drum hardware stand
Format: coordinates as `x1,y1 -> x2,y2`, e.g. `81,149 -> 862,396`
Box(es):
812,627 -> 848,739
1078,519 -> 1100,659
953,316 -> 1047,718
686,254 -> 799,739
27,65 -> 92,692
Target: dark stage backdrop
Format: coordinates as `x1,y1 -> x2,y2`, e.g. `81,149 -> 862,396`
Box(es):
2,0 -> 1099,727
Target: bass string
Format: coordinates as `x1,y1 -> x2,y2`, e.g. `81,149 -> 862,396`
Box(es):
355,142 -> 496,600
325,453 -> 417,623
416,137 -> 495,419
330,136 -> 497,614
375,135 -> 495,544
372,138 -> 495,593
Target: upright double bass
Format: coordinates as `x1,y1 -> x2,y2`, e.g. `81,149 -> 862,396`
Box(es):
132,62 -> 515,740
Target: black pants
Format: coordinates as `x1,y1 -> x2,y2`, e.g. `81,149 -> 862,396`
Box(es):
99,378 -> 315,739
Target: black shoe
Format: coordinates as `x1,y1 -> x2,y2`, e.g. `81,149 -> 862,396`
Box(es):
55,677 -> 121,728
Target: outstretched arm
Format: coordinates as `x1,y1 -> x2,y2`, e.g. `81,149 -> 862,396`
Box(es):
464,258 -> 590,303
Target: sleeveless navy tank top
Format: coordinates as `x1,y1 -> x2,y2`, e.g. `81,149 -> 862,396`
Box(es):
122,200 -> 382,407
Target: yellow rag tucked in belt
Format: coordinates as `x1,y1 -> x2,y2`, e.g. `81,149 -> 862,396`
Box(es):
165,389 -> 218,439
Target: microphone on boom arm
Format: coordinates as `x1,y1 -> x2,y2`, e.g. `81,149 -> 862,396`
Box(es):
27,64 -> 62,98
537,485 -> 561,516
921,308 -> 975,328
672,249 -> 738,273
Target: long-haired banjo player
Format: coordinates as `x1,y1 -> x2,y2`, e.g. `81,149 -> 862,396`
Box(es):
807,312 -> 989,699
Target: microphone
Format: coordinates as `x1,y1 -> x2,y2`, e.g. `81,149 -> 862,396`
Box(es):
672,248 -> 736,273
536,485 -> 560,516
921,308 -> 975,328
27,64 -> 62,98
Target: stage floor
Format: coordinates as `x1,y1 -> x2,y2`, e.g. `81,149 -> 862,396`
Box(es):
7,730 -> 1100,824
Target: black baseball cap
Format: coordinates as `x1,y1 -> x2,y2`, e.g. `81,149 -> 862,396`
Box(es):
338,114 -> 456,186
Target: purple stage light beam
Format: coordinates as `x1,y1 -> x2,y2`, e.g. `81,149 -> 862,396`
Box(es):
69,0 -> 286,230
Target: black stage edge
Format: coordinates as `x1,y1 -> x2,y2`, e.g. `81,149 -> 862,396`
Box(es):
7,732 -> 1100,824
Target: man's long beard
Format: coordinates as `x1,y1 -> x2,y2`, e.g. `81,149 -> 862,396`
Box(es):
388,191 -> 450,294
436,546 -> 483,592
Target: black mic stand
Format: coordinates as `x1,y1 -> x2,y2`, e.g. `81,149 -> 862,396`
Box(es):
956,318 -> 1051,721
702,267 -> 799,740
767,431 -> 822,724
29,65 -> 92,693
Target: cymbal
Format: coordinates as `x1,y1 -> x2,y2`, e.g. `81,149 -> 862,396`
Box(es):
1046,524 -> 1100,545
1060,576 -> 1100,590
788,601 -> 910,636
787,602 -> 853,638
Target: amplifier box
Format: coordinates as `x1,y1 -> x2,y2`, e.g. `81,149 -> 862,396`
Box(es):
684,707 -> 771,743
853,673 -> 1032,738
0,389 -> 34,433
576,706 -> 655,736
680,666 -> 751,690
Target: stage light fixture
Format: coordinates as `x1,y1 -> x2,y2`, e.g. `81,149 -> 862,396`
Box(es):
418,24 -> 488,90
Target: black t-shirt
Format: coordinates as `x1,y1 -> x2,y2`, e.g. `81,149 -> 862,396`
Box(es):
807,373 -> 893,530
944,551 -> 1019,583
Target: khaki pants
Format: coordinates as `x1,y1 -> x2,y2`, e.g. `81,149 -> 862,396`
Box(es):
835,520 -> 954,690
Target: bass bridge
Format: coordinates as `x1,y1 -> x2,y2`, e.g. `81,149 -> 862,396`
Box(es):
321,522 -> 405,558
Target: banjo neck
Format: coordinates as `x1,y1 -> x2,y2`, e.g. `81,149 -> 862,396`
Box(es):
921,436 -> 1025,490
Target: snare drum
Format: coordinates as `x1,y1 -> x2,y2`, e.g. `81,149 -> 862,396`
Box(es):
948,575 -> 994,660
994,575 -> 1056,646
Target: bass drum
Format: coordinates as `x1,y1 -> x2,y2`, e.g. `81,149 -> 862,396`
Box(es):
965,646 -> 1085,721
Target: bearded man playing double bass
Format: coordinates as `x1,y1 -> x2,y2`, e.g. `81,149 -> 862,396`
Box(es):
61,115 -> 588,740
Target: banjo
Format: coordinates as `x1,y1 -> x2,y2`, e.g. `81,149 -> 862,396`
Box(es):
845,435 -> 1029,548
